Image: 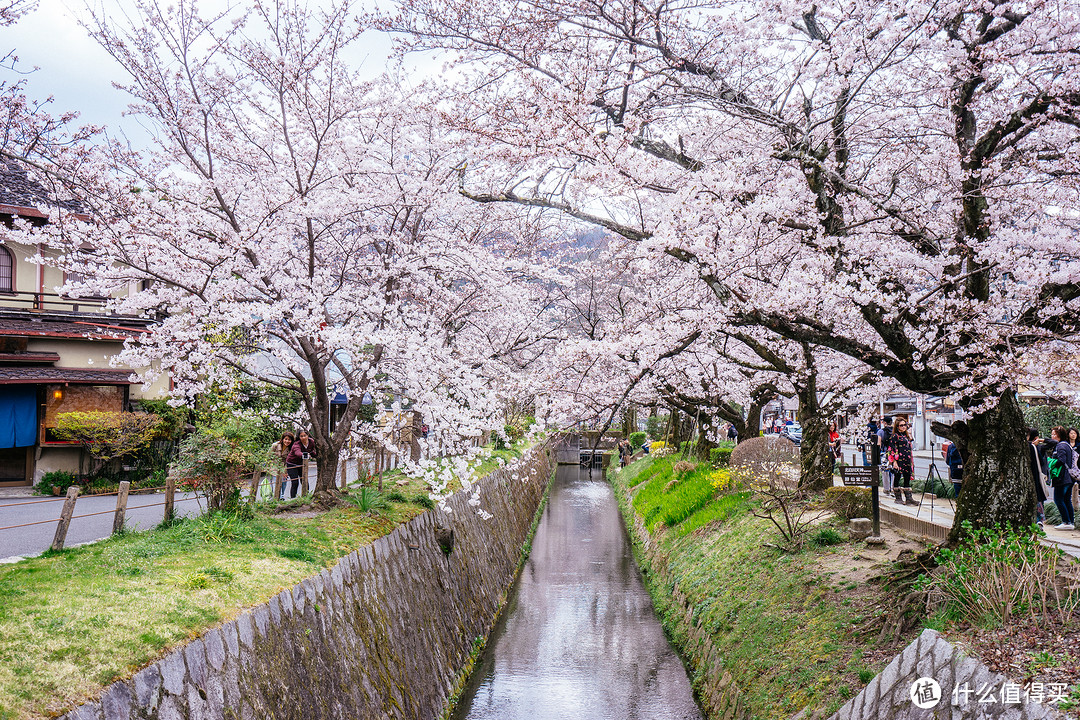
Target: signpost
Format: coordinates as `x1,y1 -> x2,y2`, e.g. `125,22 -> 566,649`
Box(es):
840,465 -> 880,537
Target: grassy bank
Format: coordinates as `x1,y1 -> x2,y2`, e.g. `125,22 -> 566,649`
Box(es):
0,440 -> 536,720
611,455 -> 910,719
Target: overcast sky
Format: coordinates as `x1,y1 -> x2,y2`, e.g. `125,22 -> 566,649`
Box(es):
0,0 -> 143,140
0,0 -> 402,150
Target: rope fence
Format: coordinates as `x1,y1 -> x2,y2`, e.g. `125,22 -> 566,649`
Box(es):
0,439 -> 454,553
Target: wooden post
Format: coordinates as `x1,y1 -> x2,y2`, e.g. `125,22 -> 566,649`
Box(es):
51,486 -> 80,551
164,474 -> 175,523
301,458 -> 310,496
339,458 -> 348,491
377,447 -> 384,492
248,468 -> 261,504
274,473 -> 284,500
112,481 -> 130,535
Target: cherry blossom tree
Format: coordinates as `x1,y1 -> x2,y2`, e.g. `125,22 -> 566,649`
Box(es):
392,0 -> 1080,536
27,0 -> 542,500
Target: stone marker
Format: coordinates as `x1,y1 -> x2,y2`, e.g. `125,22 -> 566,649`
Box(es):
849,518 -> 872,541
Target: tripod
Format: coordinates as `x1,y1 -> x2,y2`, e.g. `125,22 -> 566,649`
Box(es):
916,441 -> 954,522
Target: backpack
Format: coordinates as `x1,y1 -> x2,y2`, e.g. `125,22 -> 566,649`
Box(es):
1049,457 -> 1068,485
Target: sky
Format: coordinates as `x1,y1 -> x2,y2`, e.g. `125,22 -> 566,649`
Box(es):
0,0 -> 402,150
0,0 -> 146,142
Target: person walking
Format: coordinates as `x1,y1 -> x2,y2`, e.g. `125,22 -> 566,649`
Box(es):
1029,428 -> 1049,527
284,429 -> 316,499
270,431 -> 294,500
1048,426 -> 1075,530
889,417 -> 917,505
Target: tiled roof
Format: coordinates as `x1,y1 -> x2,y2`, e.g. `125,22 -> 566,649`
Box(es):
0,315 -> 148,340
0,161 -> 82,217
0,366 -> 133,384
0,352 -> 60,363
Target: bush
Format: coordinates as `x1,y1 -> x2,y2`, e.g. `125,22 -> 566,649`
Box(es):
823,487 -> 872,521
629,431 -> 646,449
710,447 -> 734,466
919,522 -> 1077,626
34,470 -> 76,496
729,436 -> 798,489
170,421 -> 271,513
811,527 -> 845,547
54,411 -> 162,472
1024,405 -> 1080,438
346,486 -> 389,513
411,494 -> 436,509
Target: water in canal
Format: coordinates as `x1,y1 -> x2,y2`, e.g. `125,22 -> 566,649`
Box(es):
450,463 -> 703,720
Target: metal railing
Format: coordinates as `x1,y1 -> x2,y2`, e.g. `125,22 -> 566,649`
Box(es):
0,290 -> 119,316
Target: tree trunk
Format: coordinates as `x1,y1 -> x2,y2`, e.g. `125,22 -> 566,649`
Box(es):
943,390 -> 1033,542
742,393 -> 770,444
313,445 -> 340,499
796,385 -> 834,491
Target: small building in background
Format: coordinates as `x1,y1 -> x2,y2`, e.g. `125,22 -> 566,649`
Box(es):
0,161 -> 169,487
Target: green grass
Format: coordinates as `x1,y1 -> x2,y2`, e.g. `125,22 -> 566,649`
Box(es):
0,501 -> 423,719
611,456 -> 891,720
1,437 -> 547,719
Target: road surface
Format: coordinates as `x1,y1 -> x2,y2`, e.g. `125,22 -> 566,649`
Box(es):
0,491 -> 201,560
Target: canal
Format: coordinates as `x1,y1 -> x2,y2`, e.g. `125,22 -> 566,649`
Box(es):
450,462 -> 703,720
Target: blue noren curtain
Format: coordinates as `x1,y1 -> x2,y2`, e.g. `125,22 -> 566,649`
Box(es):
0,386 -> 38,448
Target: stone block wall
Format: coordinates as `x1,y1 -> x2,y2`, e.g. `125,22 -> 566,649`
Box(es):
824,629 -> 1064,720
61,442 -> 556,720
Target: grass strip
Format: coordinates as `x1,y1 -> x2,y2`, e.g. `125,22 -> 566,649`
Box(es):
0,438 -> 539,720
611,455 -> 894,719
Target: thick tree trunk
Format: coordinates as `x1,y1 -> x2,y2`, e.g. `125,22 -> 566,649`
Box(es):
942,390 -> 1033,542
796,385 -> 834,491
742,395 -> 769,444
313,444 -> 340,498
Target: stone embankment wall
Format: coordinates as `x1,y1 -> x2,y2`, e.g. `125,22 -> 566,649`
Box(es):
61,443 -> 556,720
611,480 -> 746,720
822,629 -> 1063,720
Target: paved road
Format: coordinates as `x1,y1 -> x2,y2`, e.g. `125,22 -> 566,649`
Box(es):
0,491 -> 202,560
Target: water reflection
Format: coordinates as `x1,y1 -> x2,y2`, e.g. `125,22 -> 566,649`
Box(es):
450,465 -> 703,720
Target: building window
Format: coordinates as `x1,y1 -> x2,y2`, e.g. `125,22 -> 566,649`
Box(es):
42,384 -> 125,443
0,245 -> 12,292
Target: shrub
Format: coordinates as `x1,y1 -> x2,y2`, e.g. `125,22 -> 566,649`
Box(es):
650,440 -> 667,451
729,435 -> 798,489
811,527 -> 845,547
919,522 -> 1077,626
823,487 -> 872,521
34,470 -> 76,496
170,421 -> 271,513
411,493 -> 436,509
1024,405 -> 1080,439
709,468 -> 741,494
54,411 -> 162,472
346,486 -> 389,513
710,447 -> 734,466
386,491 -> 407,503
629,431 -> 646,449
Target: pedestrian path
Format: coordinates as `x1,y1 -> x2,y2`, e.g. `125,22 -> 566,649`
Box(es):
837,475 -> 1080,558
